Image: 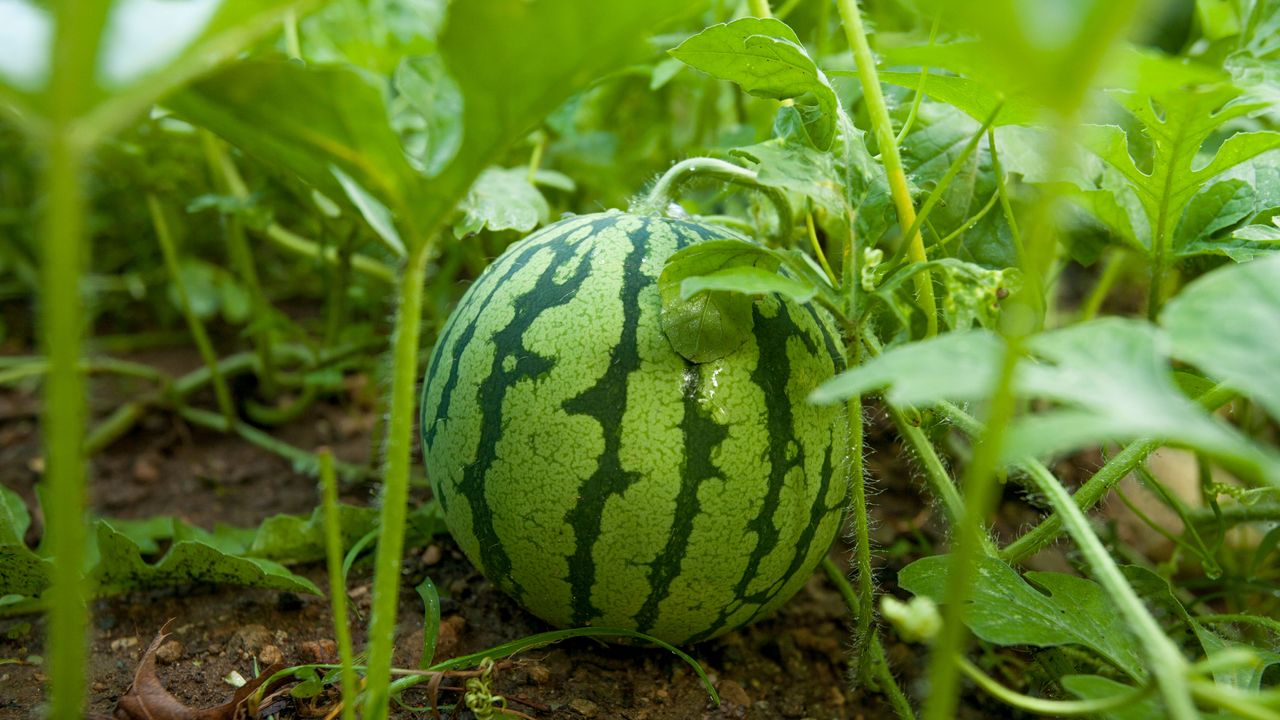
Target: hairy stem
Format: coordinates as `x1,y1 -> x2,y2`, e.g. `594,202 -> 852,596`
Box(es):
846,391 -> 874,680
362,238 -> 434,717
640,157 -> 793,242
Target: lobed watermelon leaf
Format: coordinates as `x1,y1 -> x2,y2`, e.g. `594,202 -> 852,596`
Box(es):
453,167 -> 550,239
92,520 -> 319,595
899,554 -> 1145,679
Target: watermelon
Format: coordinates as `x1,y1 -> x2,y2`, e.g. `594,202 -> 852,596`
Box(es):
419,210 -> 848,645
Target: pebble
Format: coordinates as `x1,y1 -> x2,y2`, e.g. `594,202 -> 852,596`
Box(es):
421,544 -> 443,566
525,661 -> 551,684
258,644 -> 284,666
132,457 -> 159,483
299,639 -> 338,664
229,625 -> 272,657
155,640 -> 183,665
92,682 -> 108,693
718,679 -> 751,708
434,615 -> 466,660
568,698 -> 599,717
110,636 -> 139,652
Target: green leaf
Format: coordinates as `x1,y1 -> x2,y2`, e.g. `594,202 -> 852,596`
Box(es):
0,484 -> 31,547
0,0 -> 309,141
0,486 -> 49,597
1182,221 -> 1280,261
1080,85 -> 1280,268
670,18 -> 838,149
168,58 -> 422,239
1163,253 -> 1280,422
899,555 -> 1145,679
729,137 -> 844,220
453,167 -> 550,239
424,0 -> 708,229
332,165 -> 407,257
392,53 -> 463,177
1174,179 -> 1255,252
1062,187 -> 1149,252
416,576 -> 441,668
1061,676 -> 1166,720
810,330 -> 1004,406
878,71 -> 1039,126
1192,622 -> 1280,691
245,505 -> 381,565
92,520 -> 320,595
814,318 -> 1280,485
658,238 -> 778,364
680,266 -> 818,304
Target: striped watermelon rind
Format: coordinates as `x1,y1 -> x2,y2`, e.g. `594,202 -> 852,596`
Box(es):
420,210 -> 848,645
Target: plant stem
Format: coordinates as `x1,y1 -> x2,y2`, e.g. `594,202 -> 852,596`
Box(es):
822,558 -> 916,719
836,0 -> 937,337
958,656 -> 1154,715
922,339 -> 1021,720
362,238 -> 434,717
987,129 -> 1024,261
41,87 -> 89,720
319,450 -> 358,720
178,406 -> 367,480
41,0 -> 109,712
640,157 -> 793,242
885,404 -> 968,536
806,212 -> 838,284
213,148 -> 396,283
938,406 -> 1199,717
1079,249 -> 1126,321
888,103 -> 1002,271
747,0 -> 772,18
986,383 -> 1236,564
1018,443 -> 1198,717
894,15 -> 940,146
846,392 -> 875,680
202,133 -> 278,395
1189,502 -> 1280,528
148,195 -> 237,428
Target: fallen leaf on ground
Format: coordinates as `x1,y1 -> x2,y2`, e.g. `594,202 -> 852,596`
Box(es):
114,621 -> 286,720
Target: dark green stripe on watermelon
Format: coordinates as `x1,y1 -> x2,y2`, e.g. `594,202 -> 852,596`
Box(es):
633,363 -> 728,635
561,219 -> 651,624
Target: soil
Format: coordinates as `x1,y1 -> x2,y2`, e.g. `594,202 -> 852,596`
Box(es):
0,352 -> 1033,720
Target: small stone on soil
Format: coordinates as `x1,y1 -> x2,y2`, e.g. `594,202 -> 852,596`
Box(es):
299,639 -> 337,664
525,661 -> 551,684
259,644 -> 284,665
155,640 -> 183,665
717,679 -> 750,707
422,544 -> 443,566
568,698 -> 599,717
109,636 -> 139,652
229,624 -> 272,657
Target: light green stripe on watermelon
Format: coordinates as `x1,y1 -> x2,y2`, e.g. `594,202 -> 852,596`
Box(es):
421,211 -> 848,645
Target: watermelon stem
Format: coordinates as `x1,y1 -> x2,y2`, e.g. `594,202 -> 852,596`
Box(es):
638,157 -> 794,243
363,238 -> 435,717
835,0 -> 939,338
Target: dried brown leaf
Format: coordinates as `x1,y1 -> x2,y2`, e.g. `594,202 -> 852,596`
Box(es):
114,621 -> 287,720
